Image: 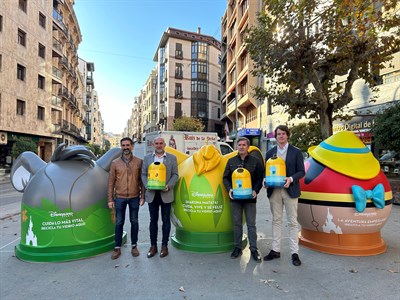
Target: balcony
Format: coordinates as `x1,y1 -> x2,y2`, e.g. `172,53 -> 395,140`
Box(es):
175,50 -> 183,60
59,85 -> 69,98
175,71 -> 183,79
61,119 -> 82,138
87,75 -> 93,83
51,95 -> 62,107
52,122 -> 61,133
175,92 -> 183,99
60,56 -> 69,70
52,9 -> 68,38
52,66 -> 63,81
52,37 -> 63,57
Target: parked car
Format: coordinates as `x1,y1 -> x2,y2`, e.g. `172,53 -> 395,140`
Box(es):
378,151 -> 399,176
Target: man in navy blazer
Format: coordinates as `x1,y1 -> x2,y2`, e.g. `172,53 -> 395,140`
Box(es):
264,125 -> 305,266
142,137 -> 178,258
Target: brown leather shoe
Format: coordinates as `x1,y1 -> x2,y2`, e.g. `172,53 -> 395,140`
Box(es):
131,246 -> 139,257
111,248 -> 121,260
147,245 -> 158,258
160,245 -> 168,258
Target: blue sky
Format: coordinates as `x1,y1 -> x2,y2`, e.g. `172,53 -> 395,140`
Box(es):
74,0 -> 227,134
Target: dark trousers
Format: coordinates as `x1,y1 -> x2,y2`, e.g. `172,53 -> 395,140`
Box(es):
148,192 -> 172,246
230,201 -> 258,251
114,197 -> 140,247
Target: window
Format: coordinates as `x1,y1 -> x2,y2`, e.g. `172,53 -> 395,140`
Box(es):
18,29 -> 26,46
19,0 -> 27,12
191,61 -> 208,80
175,83 -> 182,98
0,54 -> 2,72
174,102 -> 182,118
17,64 -> 26,81
38,75 -> 45,89
175,43 -> 183,59
191,42 -> 208,61
37,106 -> 45,120
17,100 -> 25,115
38,43 -> 45,58
175,63 -> 183,78
0,15 -> 3,32
39,12 -> 46,28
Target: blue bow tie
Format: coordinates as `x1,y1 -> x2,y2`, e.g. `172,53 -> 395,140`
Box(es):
352,183 -> 385,213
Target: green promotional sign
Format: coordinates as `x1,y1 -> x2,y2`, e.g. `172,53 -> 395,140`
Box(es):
17,200 -> 115,262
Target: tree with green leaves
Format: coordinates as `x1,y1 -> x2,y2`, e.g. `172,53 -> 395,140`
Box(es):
172,116 -> 205,132
246,0 -> 400,139
104,139 -> 111,152
11,137 -> 38,159
85,143 -> 101,157
371,101 -> 400,153
290,121 -> 323,153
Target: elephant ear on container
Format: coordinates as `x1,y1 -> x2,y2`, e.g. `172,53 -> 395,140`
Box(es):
97,147 -> 122,172
10,152 -> 46,192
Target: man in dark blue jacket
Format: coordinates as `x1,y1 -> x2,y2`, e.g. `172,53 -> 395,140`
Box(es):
264,125 -> 305,266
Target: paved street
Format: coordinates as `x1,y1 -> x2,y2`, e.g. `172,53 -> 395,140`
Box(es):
0,182 -> 399,300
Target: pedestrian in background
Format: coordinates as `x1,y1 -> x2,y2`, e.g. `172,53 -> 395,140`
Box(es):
223,137 -> 264,262
264,125 -> 305,266
142,137 -> 179,258
108,137 -> 145,260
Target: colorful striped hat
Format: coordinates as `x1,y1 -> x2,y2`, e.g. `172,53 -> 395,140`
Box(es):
308,131 -> 380,180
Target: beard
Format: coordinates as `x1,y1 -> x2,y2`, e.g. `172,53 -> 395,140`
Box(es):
155,148 -> 164,155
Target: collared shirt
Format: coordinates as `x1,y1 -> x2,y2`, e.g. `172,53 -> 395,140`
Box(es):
121,154 -> 133,164
152,151 -> 166,163
277,143 -> 288,156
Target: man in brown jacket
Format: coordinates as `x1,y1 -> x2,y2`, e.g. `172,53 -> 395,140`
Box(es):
108,137 -> 145,259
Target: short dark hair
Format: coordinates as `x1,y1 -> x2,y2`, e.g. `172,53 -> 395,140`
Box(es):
237,136 -> 250,146
274,125 -> 290,138
120,137 -> 133,145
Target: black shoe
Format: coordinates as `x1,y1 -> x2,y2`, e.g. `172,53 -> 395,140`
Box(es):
251,249 -> 262,263
230,247 -> 242,259
264,250 -> 281,261
292,253 -> 301,266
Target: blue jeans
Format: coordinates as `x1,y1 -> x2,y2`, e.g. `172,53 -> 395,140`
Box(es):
148,192 -> 171,246
114,197 -> 140,247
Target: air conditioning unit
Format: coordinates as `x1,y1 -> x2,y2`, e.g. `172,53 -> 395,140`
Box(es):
0,132 -> 7,145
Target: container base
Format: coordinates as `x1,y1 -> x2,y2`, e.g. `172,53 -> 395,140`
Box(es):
15,232 -> 127,262
299,228 -> 386,256
171,228 -> 247,253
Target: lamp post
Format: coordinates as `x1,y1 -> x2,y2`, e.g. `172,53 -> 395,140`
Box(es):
233,17 -> 239,147
234,62 -> 239,146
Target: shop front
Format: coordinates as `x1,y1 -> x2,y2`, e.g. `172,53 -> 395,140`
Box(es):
333,115 -> 375,153
237,128 -> 261,148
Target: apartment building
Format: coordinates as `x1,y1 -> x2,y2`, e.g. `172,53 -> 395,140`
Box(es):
152,27 -> 223,134
221,0 -> 399,155
141,69 -> 158,136
220,0 -> 264,149
77,58 -> 103,148
0,0 -> 84,166
105,132 -> 122,148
